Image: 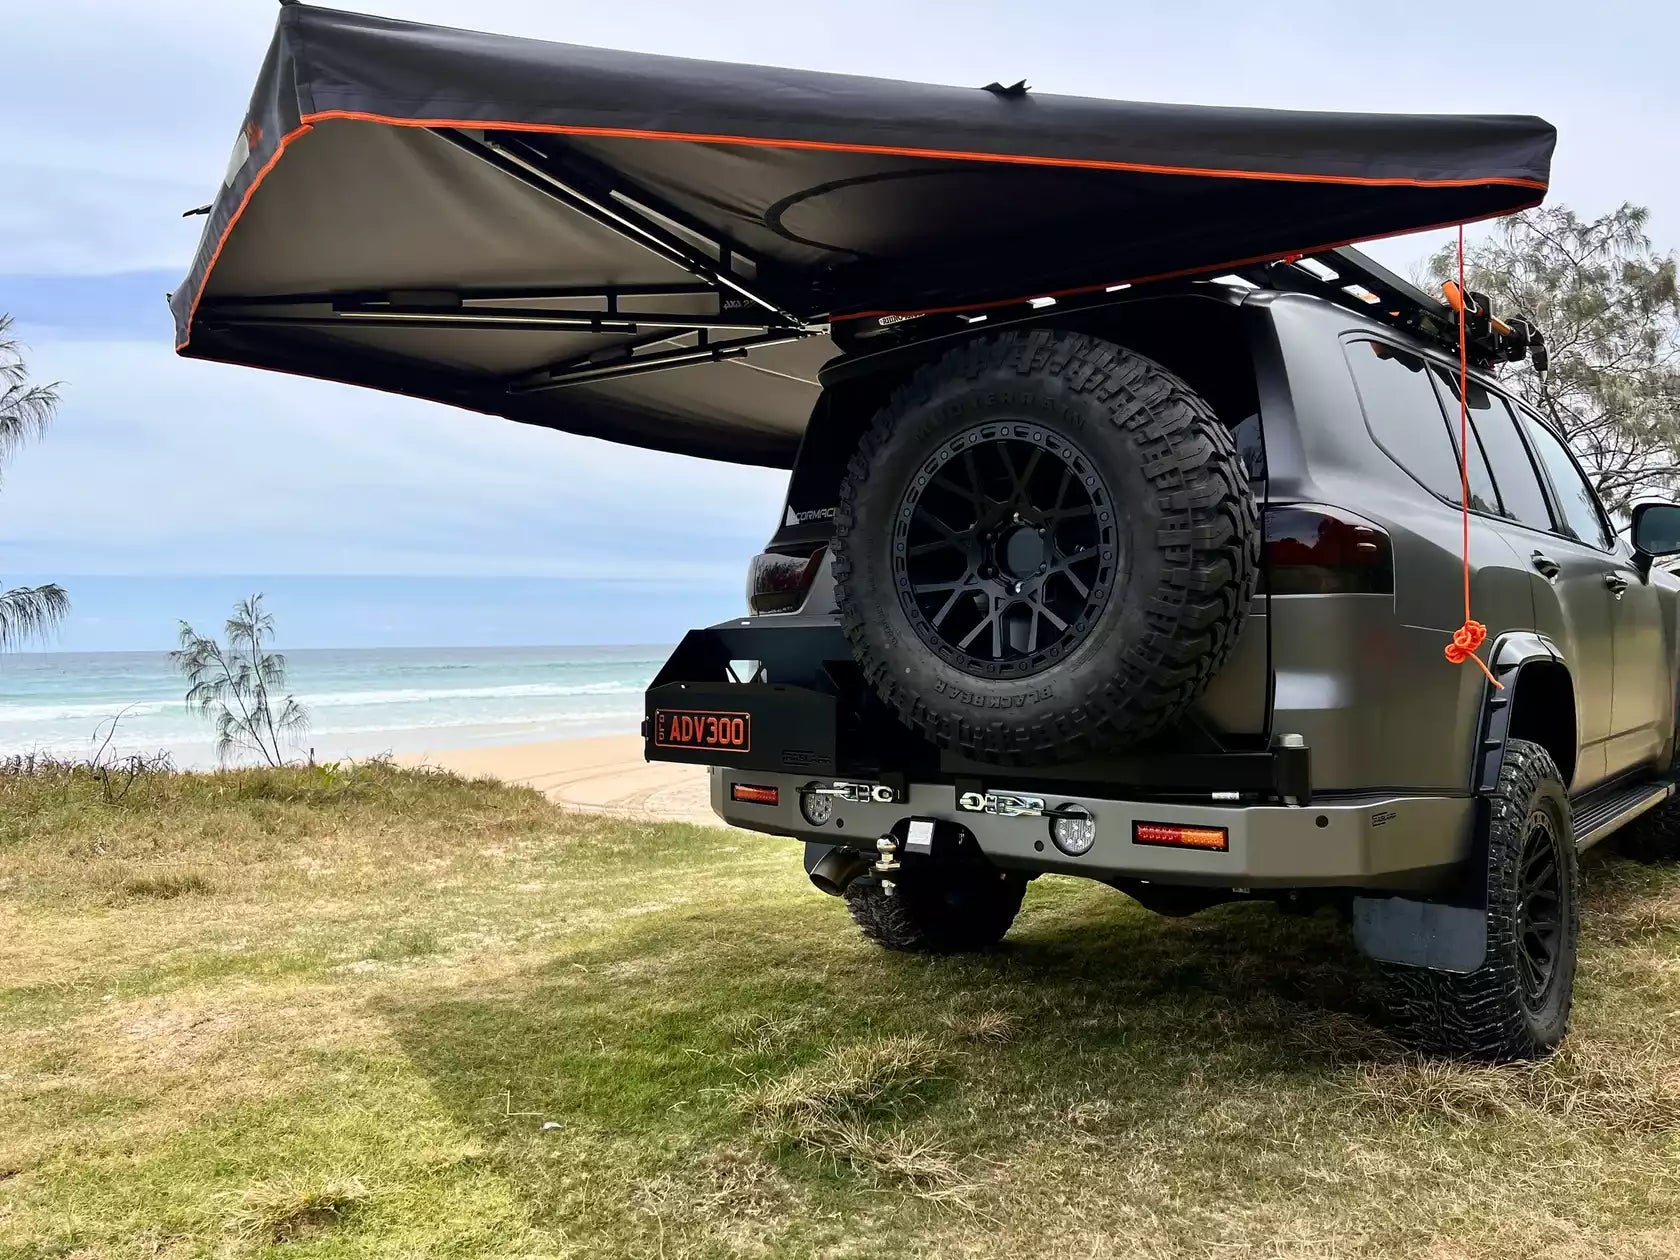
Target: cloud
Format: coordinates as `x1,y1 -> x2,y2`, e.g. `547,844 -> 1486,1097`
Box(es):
0,332 -> 788,581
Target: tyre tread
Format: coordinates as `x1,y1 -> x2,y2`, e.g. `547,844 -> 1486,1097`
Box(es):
1381,739 -> 1578,1062
844,872 -> 1027,953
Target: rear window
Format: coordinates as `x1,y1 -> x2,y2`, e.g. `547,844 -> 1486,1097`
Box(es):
1344,340 -> 1467,503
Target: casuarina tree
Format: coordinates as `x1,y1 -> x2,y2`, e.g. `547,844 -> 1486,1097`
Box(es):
0,314 -> 68,649
172,594 -> 310,766
1427,204 -> 1680,515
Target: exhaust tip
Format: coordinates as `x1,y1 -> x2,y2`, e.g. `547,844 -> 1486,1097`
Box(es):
808,848 -> 868,897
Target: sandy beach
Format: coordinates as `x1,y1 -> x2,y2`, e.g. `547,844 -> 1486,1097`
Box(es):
400,734 -> 722,827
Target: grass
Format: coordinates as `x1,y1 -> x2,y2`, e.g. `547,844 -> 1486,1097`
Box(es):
5,760 -> 1680,1257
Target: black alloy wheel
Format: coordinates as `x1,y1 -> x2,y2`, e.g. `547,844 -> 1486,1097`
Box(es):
894,424 -> 1117,677
1515,806 -> 1565,1013
834,329 -> 1259,763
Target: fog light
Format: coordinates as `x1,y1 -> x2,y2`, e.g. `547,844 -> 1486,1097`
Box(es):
1050,806 -> 1096,856
800,790 -> 834,826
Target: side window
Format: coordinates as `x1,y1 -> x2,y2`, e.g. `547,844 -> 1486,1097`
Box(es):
1231,413 -> 1266,481
1344,339 -> 1465,502
1428,370 -> 1501,517
1433,369 -> 1550,529
1519,412 -> 1616,550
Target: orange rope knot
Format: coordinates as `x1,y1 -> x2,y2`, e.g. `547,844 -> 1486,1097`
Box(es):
1445,619 -> 1501,686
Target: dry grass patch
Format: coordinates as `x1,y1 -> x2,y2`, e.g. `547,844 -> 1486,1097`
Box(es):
722,1010 -> 809,1056
1350,1034 -> 1680,1133
635,1146 -> 812,1255
943,1008 -> 1018,1043
233,1175 -> 370,1243
740,1033 -> 972,1192
115,869 -> 216,902
741,1032 -> 949,1135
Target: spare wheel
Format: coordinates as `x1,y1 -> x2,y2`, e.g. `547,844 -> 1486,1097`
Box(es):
832,328 -> 1259,763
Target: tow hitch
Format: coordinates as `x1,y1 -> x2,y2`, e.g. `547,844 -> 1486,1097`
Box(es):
872,834 -> 901,896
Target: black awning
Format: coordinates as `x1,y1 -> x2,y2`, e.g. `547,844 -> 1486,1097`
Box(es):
172,3 -> 1554,467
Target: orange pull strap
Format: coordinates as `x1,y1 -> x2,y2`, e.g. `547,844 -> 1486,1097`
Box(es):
1445,225 -> 1502,689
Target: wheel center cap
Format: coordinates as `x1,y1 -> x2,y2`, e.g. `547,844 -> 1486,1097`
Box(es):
999,525 -> 1047,579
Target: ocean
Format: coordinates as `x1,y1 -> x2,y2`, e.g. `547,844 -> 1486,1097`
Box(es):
0,645 -> 666,767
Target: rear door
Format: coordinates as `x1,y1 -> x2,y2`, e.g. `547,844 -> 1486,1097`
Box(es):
1437,375 -> 1613,790
1516,407 -> 1664,775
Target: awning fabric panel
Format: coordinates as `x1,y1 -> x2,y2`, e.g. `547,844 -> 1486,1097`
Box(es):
171,3 -> 1555,468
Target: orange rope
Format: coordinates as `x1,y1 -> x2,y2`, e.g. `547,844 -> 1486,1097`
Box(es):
1443,224 -> 1502,688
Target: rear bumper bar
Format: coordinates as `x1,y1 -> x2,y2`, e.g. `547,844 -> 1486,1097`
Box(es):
644,619 -> 1312,801
710,769 -> 1473,891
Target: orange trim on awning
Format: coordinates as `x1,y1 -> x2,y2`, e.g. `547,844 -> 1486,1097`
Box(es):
175,122 -> 315,352
299,109 -> 1550,192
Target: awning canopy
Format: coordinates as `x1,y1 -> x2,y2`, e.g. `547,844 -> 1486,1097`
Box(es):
172,3 -> 1555,468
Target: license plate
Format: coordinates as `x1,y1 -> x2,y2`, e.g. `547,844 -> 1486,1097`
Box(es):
653,708 -> 751,752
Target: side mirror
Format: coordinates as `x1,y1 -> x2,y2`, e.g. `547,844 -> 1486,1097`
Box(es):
1631,503 -> 1680,573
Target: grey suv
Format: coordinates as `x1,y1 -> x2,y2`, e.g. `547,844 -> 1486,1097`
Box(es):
642,247 -> 1680,1062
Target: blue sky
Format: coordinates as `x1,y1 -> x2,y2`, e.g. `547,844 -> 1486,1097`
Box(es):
3,0 -> 1676,651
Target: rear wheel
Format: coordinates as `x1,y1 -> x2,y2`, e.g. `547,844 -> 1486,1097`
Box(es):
844,868 -> 1027,954
1383,739 -> 1578,1061
833,328 -> 1258,763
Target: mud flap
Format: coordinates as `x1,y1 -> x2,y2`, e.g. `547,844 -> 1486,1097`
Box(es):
1351,896 -> 1487,974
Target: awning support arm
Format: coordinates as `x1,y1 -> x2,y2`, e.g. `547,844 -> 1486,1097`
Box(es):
509,329 -> 816,394
430,128 -> 808,328
202,305 -> 796,335
198,282 -> 728,308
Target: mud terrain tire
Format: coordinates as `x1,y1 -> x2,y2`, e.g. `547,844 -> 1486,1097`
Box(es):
845,869 -> 1028,953
1382,739 -> 1579,1062
833,329 -> 1258,762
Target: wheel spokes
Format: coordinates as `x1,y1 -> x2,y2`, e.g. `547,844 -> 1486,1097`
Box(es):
957,598 -> 1000,652
1058,566 -> 1090,599
1010,445 -> 1044,501
1031,599 -> 1068,633
1513,815 -> 1564,1002
929,585 -> 968,629
909,537 -> 964,558
896,427 -> 1115,671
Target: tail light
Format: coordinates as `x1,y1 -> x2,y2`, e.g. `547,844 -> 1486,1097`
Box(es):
1133,821 -> 1230,851
1263,505 -> 1392,595
748,547 -> 825,614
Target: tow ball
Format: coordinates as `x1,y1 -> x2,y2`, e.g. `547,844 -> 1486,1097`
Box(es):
873,834 -> 901,896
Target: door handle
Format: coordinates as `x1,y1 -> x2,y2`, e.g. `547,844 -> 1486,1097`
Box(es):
1605,571 -> 1630,597
1530,551 -> 1561,579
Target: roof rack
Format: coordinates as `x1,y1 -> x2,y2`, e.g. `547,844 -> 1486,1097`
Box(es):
1238,246 -> 1547,372
836,244 -> 1547,374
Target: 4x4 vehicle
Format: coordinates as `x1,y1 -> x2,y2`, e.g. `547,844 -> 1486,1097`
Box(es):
178,5 -> 1680,1060
656,254 -> 1680,1062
